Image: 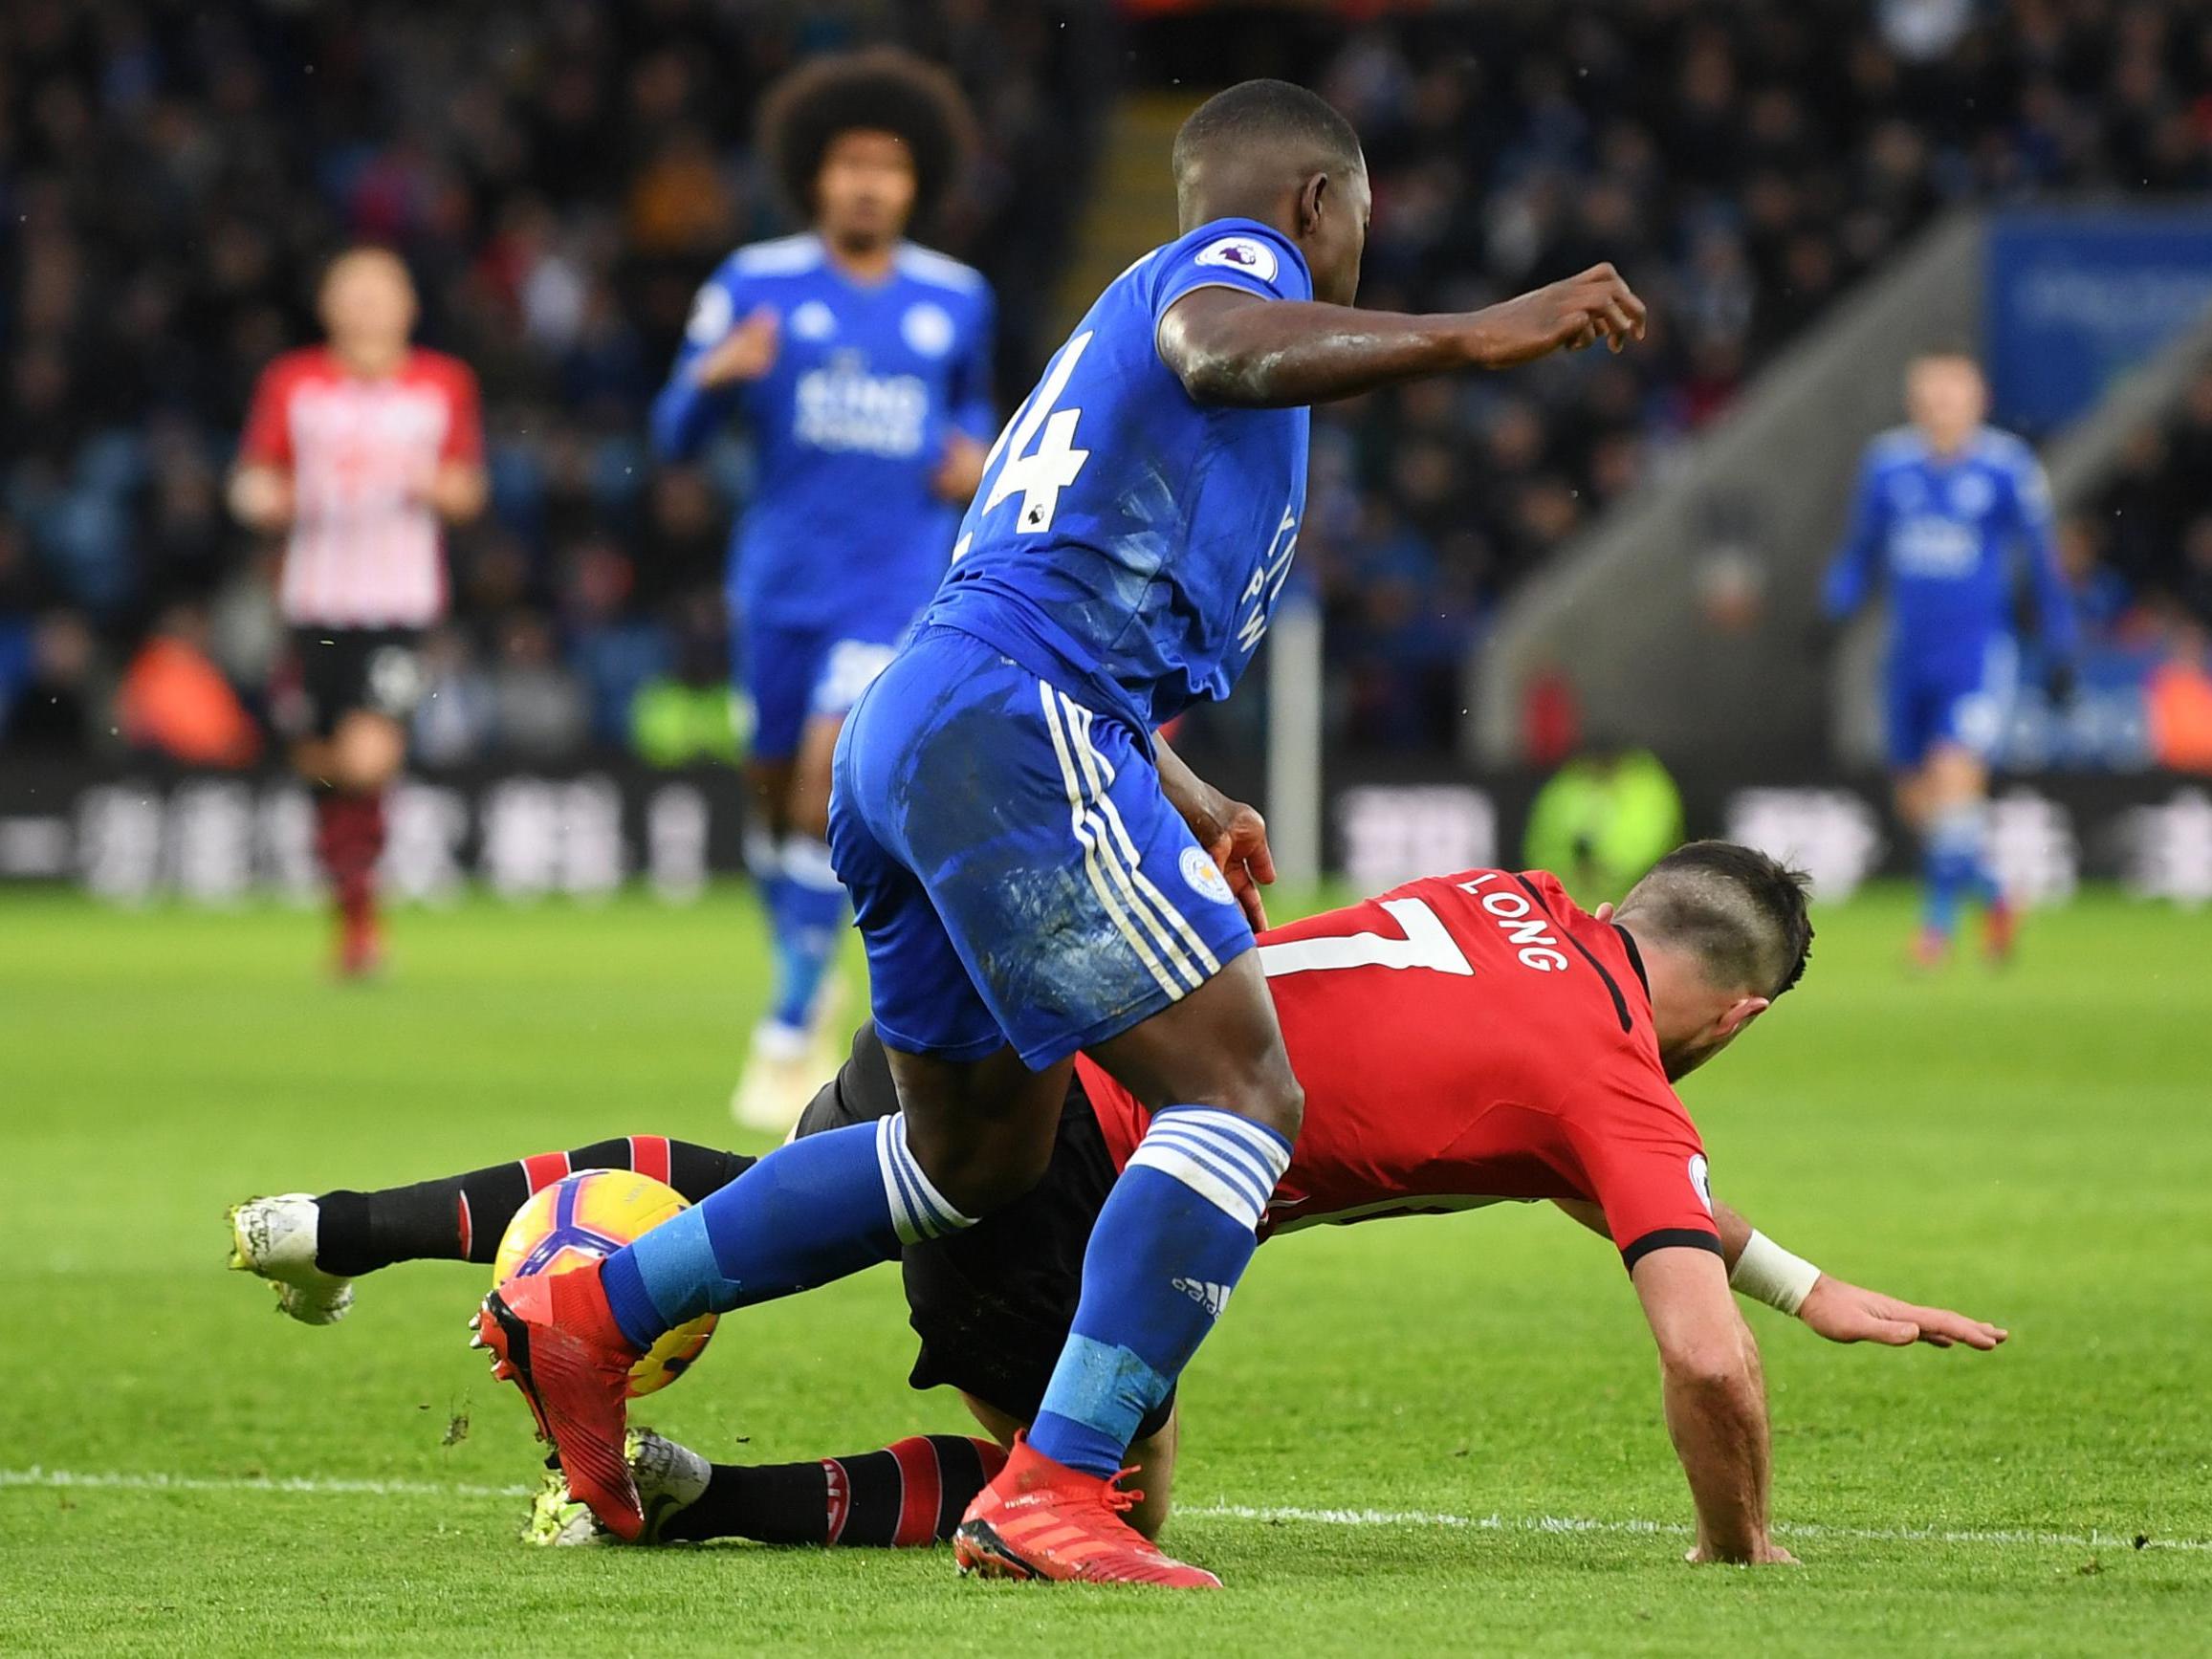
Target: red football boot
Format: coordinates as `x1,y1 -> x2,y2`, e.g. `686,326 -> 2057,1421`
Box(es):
1982,895 -> 2019,967
1910,924 -> 1951,971
471,1267 -> 645,1540
953,1435 -> 1221,1588
336,911 -> 383,981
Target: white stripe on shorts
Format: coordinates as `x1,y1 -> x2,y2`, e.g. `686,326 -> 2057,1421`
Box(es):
1057,696 -> 1223,981
1038,683 -> 1195,999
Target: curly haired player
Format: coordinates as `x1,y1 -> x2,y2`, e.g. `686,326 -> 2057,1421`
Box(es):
647,49 -> 996,1130
231,844 -> 2004,1559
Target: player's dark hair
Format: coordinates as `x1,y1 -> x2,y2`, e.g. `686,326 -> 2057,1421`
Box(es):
759,48 -> 976,229
1909,341 -> 1981,369
1171,78 -> 1365,193
1617,841 -> 1815,1000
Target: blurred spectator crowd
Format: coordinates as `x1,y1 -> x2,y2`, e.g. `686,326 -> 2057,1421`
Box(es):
5,0 -> 2211,766
0,0 -> 1103,763
1295,0 -> 2212,750
2062,362 -> 2212,768
2083,363 -> 2212,639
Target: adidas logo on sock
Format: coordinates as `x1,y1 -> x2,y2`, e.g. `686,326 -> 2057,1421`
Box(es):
1171,1277 -> 1233,1320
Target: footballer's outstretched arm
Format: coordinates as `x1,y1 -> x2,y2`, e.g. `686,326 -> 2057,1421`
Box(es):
1157,264 -> 1647,409
1631,1246 -> 1794,1565
1709,1198 -> 2008,1350
1555,1198 -> 2007,1350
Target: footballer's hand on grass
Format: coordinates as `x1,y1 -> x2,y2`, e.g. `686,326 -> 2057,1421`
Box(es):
695,305 -> 780,386
1471,263 -> 1648,367
1797,1275 -> 2008,1350
1686,1539 -> 1799,1566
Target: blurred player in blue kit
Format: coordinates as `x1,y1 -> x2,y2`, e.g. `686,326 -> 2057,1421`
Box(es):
484,78 -> 1648,1586
1823,351 -> 2076,967
649,51 -> 996,1127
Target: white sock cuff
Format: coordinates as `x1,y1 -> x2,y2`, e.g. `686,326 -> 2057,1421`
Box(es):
1125,1107 -> 1291,1233
1926,804 -> 1989,855
875,1112 -> 973,1246
782,834 -> 843,893
742,825 -> 779,883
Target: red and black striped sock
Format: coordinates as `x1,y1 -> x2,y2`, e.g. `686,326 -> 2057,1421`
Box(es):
657,1434 -> 1008,1547
313,1137 -> 754,1277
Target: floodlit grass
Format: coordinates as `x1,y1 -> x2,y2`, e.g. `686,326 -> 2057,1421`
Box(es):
3,884 -> 2207,1654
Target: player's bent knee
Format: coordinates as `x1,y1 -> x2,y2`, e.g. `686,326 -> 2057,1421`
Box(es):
1240,1074 -> 1304,1144
928,1138 -> 1055,1215
331,714 -> 405,792
902,1110 -> 1057,1217
1186,1066 -> 1303,1144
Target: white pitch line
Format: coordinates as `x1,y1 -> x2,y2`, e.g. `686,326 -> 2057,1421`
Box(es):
1186,1501 -> 2211,1555
5,1470 -> 2201,1556
0,1468 -> 534,1500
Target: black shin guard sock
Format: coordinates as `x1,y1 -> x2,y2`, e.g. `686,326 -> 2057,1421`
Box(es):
658,1435 -> 1004,1547
311,1141 -> 755,1278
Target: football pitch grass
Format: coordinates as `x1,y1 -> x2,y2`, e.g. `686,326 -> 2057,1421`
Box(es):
3,884 -> 2207,1655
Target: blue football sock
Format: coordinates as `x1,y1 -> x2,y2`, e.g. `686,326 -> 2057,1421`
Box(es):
769,836 -> 845,1032
746,824 -> 797,990
1922,805 -> 1989,935
600,1113 -> 970,1349
1029,1106 -> 1292,1478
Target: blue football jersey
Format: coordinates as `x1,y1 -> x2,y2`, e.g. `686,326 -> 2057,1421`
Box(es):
650,234 -> 996,633
1822,426 -> 2076,667
925,218 -> 1313,732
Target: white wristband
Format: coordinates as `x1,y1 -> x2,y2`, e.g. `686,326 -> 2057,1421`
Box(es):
1730,1231 -> 1823,1316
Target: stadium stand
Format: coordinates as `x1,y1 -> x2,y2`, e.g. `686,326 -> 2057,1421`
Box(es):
3,0 -> 2208,763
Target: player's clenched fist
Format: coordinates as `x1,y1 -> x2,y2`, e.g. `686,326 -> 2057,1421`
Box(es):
1467,263 -> 1648,367
694,304 -> 781,387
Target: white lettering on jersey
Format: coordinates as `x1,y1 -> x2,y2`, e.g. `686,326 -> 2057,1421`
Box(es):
794,362 -> 929,458
1235,506 -> 1301,653
1892,514 -> 1980,578
1456,873 -> 1571,971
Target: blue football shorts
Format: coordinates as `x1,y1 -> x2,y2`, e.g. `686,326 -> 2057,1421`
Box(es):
828,624 -> 1255,1070
1885,634 -> 2018,769
738,617 -> 909,764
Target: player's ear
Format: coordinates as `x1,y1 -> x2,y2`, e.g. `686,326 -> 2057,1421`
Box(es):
1719,994 -> 1770,1040
1298,171 -> 1330,239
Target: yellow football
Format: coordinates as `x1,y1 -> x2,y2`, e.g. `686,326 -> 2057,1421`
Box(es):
492,1169 -> 715,1396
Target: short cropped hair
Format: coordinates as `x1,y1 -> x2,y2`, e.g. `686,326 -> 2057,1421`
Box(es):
1909,342 -> 1982,371
759,48 -> 976,228
1171,78 -> 1365,191
1617,840 -> 1815,999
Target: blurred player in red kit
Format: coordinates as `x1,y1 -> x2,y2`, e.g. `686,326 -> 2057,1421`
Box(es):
229,248 -> 487,976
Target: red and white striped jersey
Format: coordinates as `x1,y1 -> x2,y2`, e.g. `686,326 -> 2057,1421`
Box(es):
239,346 -> 483,628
